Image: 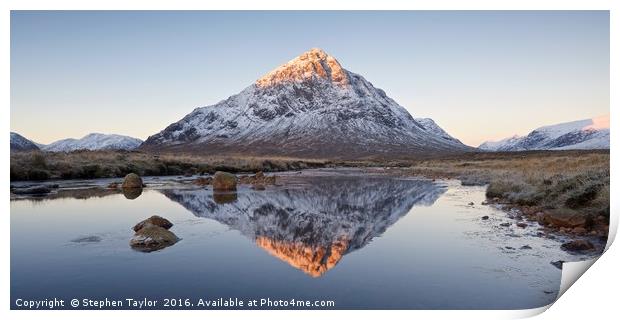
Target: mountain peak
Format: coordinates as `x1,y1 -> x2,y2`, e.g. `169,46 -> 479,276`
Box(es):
256,48 -> 350,88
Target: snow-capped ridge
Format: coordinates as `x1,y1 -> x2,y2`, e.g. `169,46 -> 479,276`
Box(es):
256,48 -> 350,88
479,116 -> 609,151
414,118 -> 464,145
42,133 -> 143,152
10,132 -> 40,151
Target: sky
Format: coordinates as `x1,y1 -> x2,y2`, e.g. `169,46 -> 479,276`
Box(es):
10,11 -> 609,146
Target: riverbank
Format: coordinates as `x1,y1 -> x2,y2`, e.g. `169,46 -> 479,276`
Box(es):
10,150 -> 336,181
400,150 -> 609,242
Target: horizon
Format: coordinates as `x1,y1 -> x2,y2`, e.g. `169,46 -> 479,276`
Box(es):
10,11 -> 609,146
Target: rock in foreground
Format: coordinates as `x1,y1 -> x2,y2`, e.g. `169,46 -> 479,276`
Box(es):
133,215 -> 174,232
122,173 -> 143,189
130,216 -> 179,252
212,171 -> 237,192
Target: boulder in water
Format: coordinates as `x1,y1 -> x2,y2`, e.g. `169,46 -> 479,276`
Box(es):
122,173 -> 143,189
133,215 -> 174,232
129,222 -> 179,252
212,171 -> 237,191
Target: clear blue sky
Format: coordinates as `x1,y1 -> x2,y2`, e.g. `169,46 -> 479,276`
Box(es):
11,11 -> 609,146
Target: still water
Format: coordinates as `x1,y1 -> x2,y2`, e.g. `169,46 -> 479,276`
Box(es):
10,170 -> 594,309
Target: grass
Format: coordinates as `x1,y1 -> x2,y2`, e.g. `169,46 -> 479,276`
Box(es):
405,150 -> 610,229
10,150 -> 334,181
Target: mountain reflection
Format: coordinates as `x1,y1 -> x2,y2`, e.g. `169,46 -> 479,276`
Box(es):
162,176 -> 446,277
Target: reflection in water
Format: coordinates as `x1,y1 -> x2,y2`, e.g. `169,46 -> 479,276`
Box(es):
162,176 -> 446,277
10,187 -> 120,202
122,187 -> 143,200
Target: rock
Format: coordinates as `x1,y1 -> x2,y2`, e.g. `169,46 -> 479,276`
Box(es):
252,183 -> 266,191
550,260 -> 565,269
542,212 -> 586,228
572,227 -> 587,235
129,223 -> 179,252
133,215 -> 174,232
561,240 -> 595,252
212,171 -> 237,192
11,186 -> 52,195
122,173 -> 143,189
520,245 -> 532,250
468,202 -> 475,206
193,177 -> 212,186
481,201 -> 488,205
505,246 -> 515,250
238,171 -> 276,185
535,212 -> 545,224
499,222 -> 511,227
516,222 -> 528,228
122,187 -> 143,200
481,215 -> 489,220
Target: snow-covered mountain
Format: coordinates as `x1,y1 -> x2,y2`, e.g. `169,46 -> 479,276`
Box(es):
142,48 -> 471,158
42,133 -> 143,152
161,175 -> 446,277
10,132 -> 40,151
414,118 -> 463,145
479,116 -> 610,151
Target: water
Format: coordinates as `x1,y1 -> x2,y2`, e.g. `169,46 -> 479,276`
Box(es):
10,170 -> 597,309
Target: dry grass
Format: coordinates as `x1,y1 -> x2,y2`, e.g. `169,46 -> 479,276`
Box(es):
10,150 -> 334,181
406,150 -> 610,223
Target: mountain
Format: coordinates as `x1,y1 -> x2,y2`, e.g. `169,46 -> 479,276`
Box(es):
414,118 -> 463,145
10,132 -> 40,151
161,175 -> 446,277
142,48 -> 471,158
479,116 -> 610,151
42,133 -> 143,152
478,135 -> 523,151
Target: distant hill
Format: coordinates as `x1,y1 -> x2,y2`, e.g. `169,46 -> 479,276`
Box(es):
10,132 -> 40,152
479,116 -> 609,151
41,133 -> 143,152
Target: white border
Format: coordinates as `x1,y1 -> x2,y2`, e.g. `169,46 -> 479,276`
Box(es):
2,1 -> 617,319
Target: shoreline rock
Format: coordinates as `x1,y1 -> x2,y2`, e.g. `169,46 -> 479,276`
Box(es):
561,239 -> 595,253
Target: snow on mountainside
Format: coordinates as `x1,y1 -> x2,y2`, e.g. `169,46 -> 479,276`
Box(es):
478,135 -> 522,151
414,118 -> 463,145
479,116 -> 610,151
142,48 -> 472,158
10,132 -> 40,151
42,133 -> 143,152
